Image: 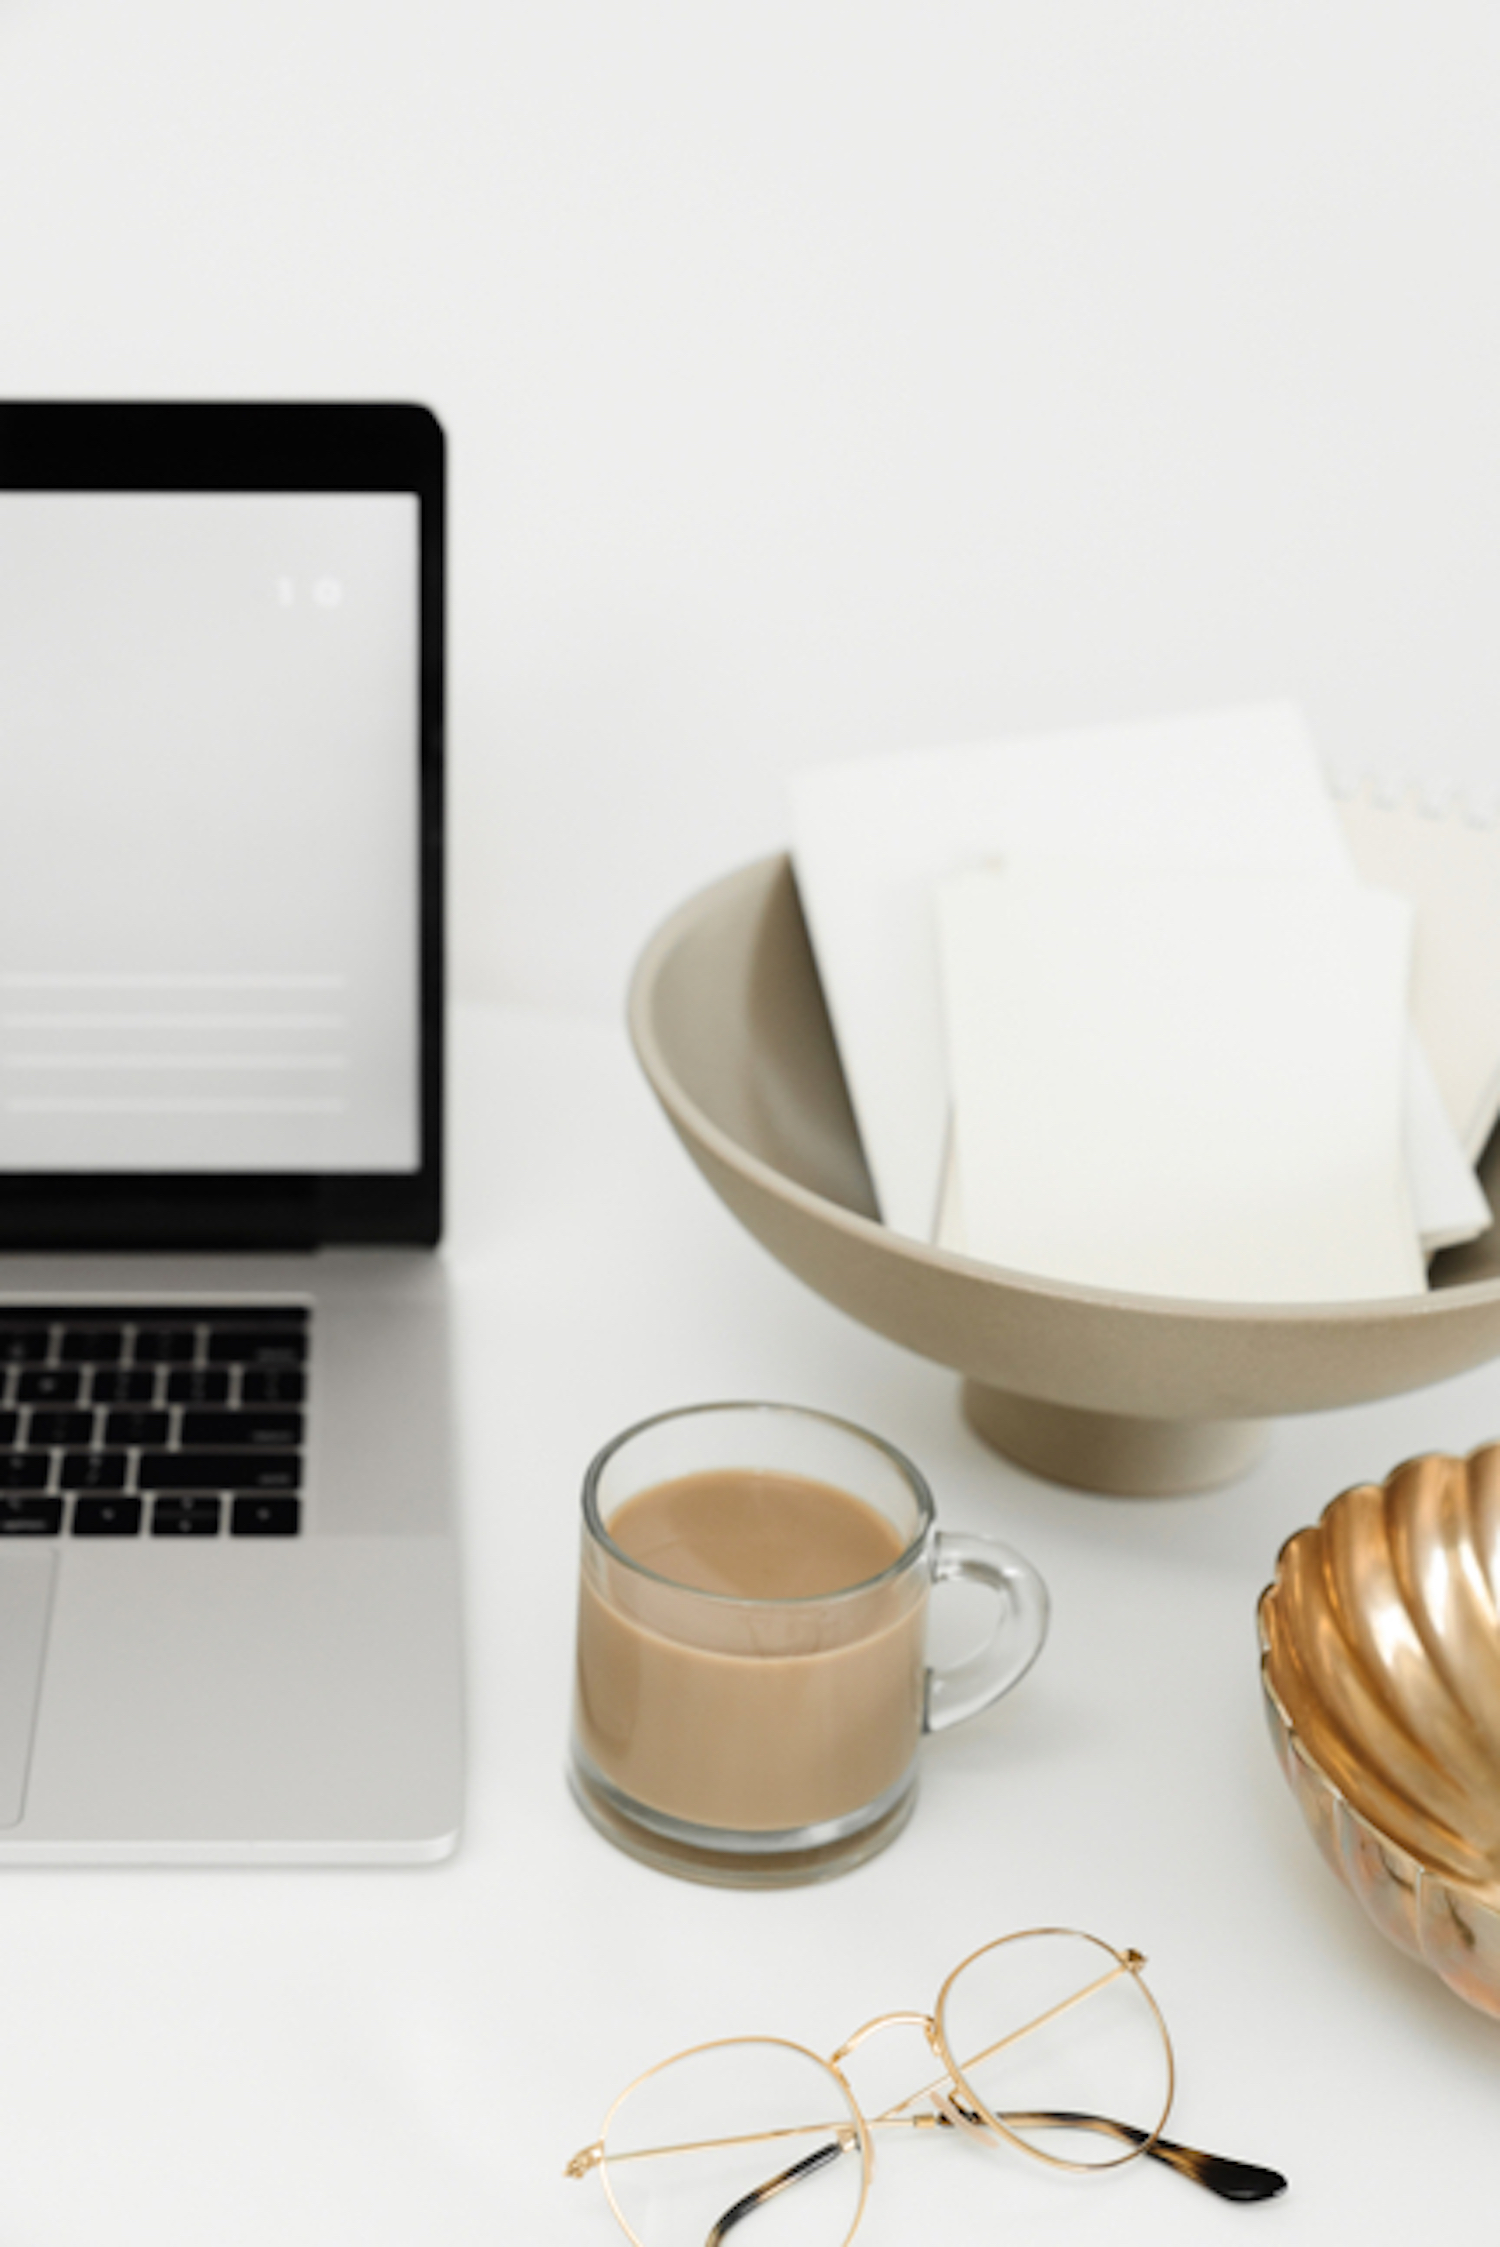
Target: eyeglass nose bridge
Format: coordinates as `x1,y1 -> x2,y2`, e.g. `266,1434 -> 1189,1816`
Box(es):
828,2009 -> 942,2070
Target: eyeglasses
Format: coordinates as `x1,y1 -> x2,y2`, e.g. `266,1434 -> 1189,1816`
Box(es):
566,1929 -> 1286,2245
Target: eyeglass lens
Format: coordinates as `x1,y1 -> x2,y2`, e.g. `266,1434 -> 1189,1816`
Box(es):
936,1929 -> 1172,2170
601,2036 -> 866,2247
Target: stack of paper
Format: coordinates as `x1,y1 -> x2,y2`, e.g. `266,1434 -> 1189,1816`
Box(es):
788,705 -> 1491,1306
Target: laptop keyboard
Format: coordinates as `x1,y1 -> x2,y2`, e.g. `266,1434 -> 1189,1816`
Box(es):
0,1308 -> 307,1538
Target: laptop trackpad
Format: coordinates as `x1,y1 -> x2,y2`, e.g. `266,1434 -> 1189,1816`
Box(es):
0,1549 -> 55,1828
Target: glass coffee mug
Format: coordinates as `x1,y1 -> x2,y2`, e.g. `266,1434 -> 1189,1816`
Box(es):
568,1402 -> 1050,1886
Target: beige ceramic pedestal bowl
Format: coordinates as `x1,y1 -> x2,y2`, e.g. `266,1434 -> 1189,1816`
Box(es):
627,855 -> 1500,1497
1259,1447 -> 1500,2017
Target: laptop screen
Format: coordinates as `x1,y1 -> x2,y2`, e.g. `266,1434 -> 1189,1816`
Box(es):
0,404 -> 443,1250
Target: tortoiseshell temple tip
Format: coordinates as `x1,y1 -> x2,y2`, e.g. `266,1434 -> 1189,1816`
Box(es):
1168,2144 -> 1288,2203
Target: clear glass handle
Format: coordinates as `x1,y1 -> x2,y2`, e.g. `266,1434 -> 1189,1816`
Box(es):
923,1532 -> 1050,1734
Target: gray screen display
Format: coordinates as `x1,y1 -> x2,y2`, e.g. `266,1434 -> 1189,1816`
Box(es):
0,493 -> 420,1174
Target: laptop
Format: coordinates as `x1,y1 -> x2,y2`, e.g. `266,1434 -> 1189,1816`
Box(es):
0,401 -> 463,1863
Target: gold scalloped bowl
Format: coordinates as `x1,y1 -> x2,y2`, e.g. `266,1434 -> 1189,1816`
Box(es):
1259,1445 -> 1500,2017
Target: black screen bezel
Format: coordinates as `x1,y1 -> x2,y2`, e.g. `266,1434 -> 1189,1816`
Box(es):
0,400 -> 444,1249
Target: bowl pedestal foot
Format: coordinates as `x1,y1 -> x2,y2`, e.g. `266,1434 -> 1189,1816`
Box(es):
961,1381 -> 1269,1496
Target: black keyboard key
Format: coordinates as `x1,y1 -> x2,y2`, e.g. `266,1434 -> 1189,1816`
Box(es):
166,1368 -> 230,1405
28,1410 -> 94,1447
90,1368 -> 157,1405
17,1369 -> 81,1405
241,1368 -> 306,1406
72,1496 -> 143,1536
0,1326 -> 48,1365
102,1410 -> 170,1447
180,1409 -> 304,1449
60,1451 -> 129,1492
207,1328 -> 308,1368
0,1454 -> 49,1490
0,1411 -> 17,1447
59,1328 -> 124,1364
0,1495 -> 61,1534
152,1497 -> 222,1537
132,1327 -> 196,1363
230,1495 -> 301,1536
142,1451 -> 301,1492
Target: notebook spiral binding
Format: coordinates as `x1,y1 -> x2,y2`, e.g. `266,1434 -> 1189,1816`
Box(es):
1323,765 -> 1500,827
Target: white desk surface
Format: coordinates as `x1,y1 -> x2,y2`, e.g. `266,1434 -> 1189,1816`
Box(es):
3,998 -> 1498,2244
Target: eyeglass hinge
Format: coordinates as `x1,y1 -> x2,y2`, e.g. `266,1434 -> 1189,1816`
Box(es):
565,2142 -> 603,2179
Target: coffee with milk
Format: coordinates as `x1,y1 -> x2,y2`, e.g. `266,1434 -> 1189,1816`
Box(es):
567,1404 -> 1049,1887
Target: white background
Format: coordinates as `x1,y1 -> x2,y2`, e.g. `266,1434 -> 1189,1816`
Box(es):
3,0 -> 1500,1017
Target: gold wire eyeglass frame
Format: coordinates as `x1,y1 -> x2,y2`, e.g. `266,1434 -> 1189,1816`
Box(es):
565,1928 -> 1287,2244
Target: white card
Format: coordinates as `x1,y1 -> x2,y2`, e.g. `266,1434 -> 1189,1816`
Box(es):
789,704 -> 1486,1254
791,705 -> 1353,1240
936,865 -> 1426,1305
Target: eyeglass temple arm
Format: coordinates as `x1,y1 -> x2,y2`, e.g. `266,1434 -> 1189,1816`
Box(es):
565,2097 -> 1285,2226
703,2141 -> 845,2247
697,2103 -> 1285,2242
937,2093 -> 1287,2204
